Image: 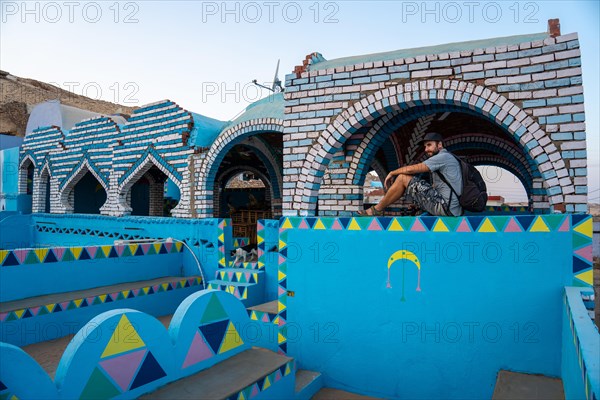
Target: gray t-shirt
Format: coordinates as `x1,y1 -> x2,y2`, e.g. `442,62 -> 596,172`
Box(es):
423,149 -> 463,216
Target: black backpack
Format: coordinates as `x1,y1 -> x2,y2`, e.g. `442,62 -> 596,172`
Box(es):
436,154 -> 488,214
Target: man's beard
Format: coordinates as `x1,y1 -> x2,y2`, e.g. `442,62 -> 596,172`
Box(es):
426,148 -> 440,158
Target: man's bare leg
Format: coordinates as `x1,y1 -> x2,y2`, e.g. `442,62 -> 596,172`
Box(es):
366,174 -> 413,215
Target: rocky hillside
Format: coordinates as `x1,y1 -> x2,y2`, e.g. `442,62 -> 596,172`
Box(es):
0,70 -> 136,136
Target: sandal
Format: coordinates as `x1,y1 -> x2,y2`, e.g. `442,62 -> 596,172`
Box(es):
356,206 -> 385,217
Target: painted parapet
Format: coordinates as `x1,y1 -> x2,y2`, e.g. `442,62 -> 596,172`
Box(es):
562,287 -> 599,400
258,219 -> 281,303
0,290 -> 291,399
277,214 -> 593,399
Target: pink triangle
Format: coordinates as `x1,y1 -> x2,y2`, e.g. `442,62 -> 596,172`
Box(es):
257,221 -> 264,230
258,248 -> 264,258
111,292 -> 119,300
251,384 -> 260,397
504,218 -> 523,232
278,318 -> 285,326
100,348 -> 147,391
164,242 -> 173,252
411,219 -> 427,232
274,370 -> 282,381
331,220 -> 343,230
60,301 -> 70,310
558,217 -> 570,232
115,245 -> 125,256
298,219 -> 309,229
0,312 -> 7,322
367,219 -> 382,231
132,289 -> 140,296
13,249 -> 28,264
86,297 -> 95,305
262,313 -> 270,323
228,272 -> 234,280
278,255 -> 286,265
141,243 -> 151,254
30,306 -> 41,316
456,219 -> 472,232
86,246 -> 98,258
575,245 -> 592,263
182,331 -> 213,368
53,247 -> 66,260
278,287 -> 286,296
153,285 -> 160,293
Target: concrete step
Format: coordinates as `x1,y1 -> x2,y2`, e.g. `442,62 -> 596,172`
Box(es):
492,370 -> 564,400
1,276 -> 201,346
295,370 -> 323,400
21,314 -> 174,379
215,268 -> 264,284
248,300 -> 278,315
141,347 -> 294,399
311,388 -> 383,399
207,279 -> 264,307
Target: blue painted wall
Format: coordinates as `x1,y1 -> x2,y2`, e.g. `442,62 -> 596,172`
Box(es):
261,219 -> 280,302
0,147 -> 20,212
283,218 -> 573,399
0,214 -> 33,249
561,287 -> 599,400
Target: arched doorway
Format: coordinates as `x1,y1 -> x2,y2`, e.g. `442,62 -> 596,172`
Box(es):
73,172 -> 107,214
128,166 -> 176,217
18,157 -> 34,213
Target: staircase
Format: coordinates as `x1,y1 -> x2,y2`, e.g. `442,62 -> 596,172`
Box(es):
208,260 -> 265,307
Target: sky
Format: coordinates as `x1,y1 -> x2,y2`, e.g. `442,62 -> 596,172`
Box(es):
1,0 -> 598,203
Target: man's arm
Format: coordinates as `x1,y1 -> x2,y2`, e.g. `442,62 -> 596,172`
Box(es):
384,163 -> 431,189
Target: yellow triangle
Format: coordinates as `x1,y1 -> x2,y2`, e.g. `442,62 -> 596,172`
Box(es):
279,239 -> 287,249
273,316 -> 280,325
242,289 -> 248,299
388,218 -> 404,231
575,269 -> 593,286
219,257 -> 226,266
34,248 -> 48,261
573,218 -> 592,238
179,279 -> 186,287
101,314 -> 146,358
348,218 -> 361,231
45,303 -> 56,313
281,218 -> 293,229
236,272 -> 243,281
530,216 -> 550,232
161,283 -> 169,291
257,234 -> 264,244
250,312 -> 258,320
285,363 -> 292,375
128,244 -> 138,255
278,332 -> 286,344
278,301 -> 286,312
478,218 -> 496,233
99,294 -> 107,303
433,219 -> 449,232
71,247 -> 83,260
10,395 -> 19,400
314,219 -> 326,230
218,233 -> 224,242
253,273 -> 258,282
278,271 -> 286,281
238,392 -> 246,400
219,321 -> 244,353
153,243 -> 162,253
121,290 -> 130,298
14,309 -> 25,319
258,261 -> 265,268
101,245 -> 112,257
73,298 -> 83,308
263,375 -> 271,390
175,242 -> 183,251
0,250 -> 8,264
143,287 -> 150,294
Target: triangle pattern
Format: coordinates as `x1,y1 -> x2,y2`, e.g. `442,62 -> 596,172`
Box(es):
99,348 -> 147,392
456,218 -> 471,232
574,245 -> 592,263
199,319 -> 229,354
200,294 -> 228,323
79,367 -> 121,399
43,249 -> 58,263
516,216 -> 535,231
573,233 -> 591,249
432,219 -> 449,232
478,218 -> 496,233
573,218 -> 592,238
443,218 -> 461,232
219,321 -> 244,354
129,352 -> 167,390
574,269 -> 593,286
572,256 -> 591,274
504,217 -> 523,232
543,215 -> 565,231
530,216 -> 550,232
101,315 -> 146,358
420,217 -> 436,231
182,331 -> 213,368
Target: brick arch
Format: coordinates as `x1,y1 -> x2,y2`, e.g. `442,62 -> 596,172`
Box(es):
239,137 -> 283,199
58,160 -> 110,213
293,79 -> 564,215
117,151 -> 185,216
200,119 -> 284,194
17,154 -> 35,195
215,165 -> 275,218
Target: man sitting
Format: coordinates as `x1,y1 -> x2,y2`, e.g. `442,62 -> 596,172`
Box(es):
358,132 -> 463,217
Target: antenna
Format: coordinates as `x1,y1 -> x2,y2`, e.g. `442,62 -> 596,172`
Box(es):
252,59 -> 284,93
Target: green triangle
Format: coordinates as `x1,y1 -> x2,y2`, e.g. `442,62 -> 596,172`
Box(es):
279,295 -> 287,306
442,217 -> 461,232
37,307 -> 49,316
543,215 -> 565,231
356,217 -> 372,230
399,217 -> 414,231
572,278 -> 588,287
1,392 -> 10,400
116,292 -> 125,301
24,251 -> 40,264
200,294 -> 228,323
79,367 -> 121,400
95,249 -> 106,259
62,248 -> 75,262
67,301 -> 77,310
137,289 -> 146,297
93,297 -> 103,305
491,216 -> 509,232
279,263 -> 287,274
121,246 -> 132,257
5,312 -> 17,322
321,218 -> 335,229
573,232 -> 591,249
147,245 -> 157,256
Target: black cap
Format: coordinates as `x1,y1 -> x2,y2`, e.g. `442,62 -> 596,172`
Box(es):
419,132 -> 444,145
